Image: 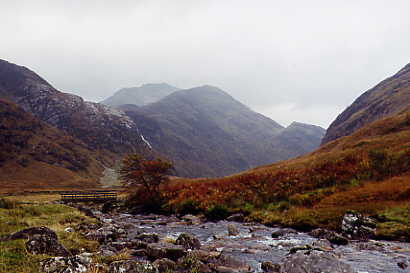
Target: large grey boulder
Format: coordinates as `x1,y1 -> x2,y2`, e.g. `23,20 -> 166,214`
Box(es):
341,211 -> 376,240
3,226 -> 57,241
280,250 -> 354,273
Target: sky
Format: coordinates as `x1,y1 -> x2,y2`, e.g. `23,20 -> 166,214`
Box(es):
1,0 -> 410,128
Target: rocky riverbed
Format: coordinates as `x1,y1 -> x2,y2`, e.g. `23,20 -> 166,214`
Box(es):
88,206 -> 410,273
3,203 -> 410,273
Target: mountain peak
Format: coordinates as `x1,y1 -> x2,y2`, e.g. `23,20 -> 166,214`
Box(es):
101,83 -> 180,107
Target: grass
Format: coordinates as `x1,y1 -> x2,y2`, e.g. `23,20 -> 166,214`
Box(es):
0,196 -> 99,273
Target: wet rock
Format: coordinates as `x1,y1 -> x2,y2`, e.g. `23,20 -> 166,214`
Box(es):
101,201 -> 119,214
136,233 -> 160,243
281,250 -> 354,273
40,254 -> 92,273
153,258 -> 177,272
64,227 -> 74,233
181,214 -> 202,225
176,233 -> 201,250
26,234 -> 70,256
261,261 -> 281,272
227,213 -> 245,222
210,254 -> 252,273
4,226 -> 57,241
108,260 -> 158,273
227,224 -> 239,236
271,228 -> 297,238
309,228 -> 348,245
84,225 -> 121,243
289,244 -> 326,254
341,211 -> 376,240
398,261 -> 408,269
146,242 -> 187,261
189,249 -> 221,263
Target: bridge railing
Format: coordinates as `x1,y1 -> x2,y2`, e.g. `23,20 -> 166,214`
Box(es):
60,191 -> 117,202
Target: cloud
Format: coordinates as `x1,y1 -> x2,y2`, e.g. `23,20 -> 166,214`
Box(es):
1,0 -> 409,128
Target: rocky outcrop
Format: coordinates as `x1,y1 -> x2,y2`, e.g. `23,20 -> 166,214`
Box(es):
309,228 -> 348,245
108,260 -> 158,273
175,233 -> 201,250
323,63 -> 410,144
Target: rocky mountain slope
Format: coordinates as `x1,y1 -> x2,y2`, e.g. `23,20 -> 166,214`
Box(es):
270,122 -> 326,160
0,99 -> 105,190
119,86 -> 324,177
0,59 -> 150,156
322,62 -> 410,144
101,83 -> 180,107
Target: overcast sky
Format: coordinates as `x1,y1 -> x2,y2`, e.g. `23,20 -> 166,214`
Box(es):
1,0 -> 410,128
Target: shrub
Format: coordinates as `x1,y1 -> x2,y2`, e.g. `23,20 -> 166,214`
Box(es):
204,204 -> 230,221
0,198 -> 17,209
175,199 -> 202,216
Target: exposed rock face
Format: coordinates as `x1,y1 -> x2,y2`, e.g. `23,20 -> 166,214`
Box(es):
0,59 -> 149,157
101,83 -> 180,107
323,63 -> 410,144
280,250 -> 355,273
146,242 -> 187,261
341,211 -> 376,240
4,226 -> 57,241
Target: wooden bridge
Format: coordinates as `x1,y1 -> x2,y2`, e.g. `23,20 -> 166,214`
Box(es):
60,190 -> 117,202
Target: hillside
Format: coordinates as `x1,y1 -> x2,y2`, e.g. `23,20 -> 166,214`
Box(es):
119,85 -> 324,177
0,59 -> 150,156
322,63 -> 410,144
101,83 -> 180,107
165,109 -> 410,236
0,99 -> 107,192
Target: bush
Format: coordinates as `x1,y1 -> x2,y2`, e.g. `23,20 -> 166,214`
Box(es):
0,198 -> 17,209
175,199 -> 202,216
204,204 -> 230,221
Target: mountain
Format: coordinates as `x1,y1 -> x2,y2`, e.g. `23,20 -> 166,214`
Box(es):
322,63 -> 410,144
101,83 -> 180,107
0,59 -> 150,156
270,122 -> 326,159
119,85 -> 324,177
0,99 -> 105,191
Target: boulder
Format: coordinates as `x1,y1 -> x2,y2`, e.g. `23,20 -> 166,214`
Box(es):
309,228 -> 348,245
341,211 -> 376,240
227,224 -> 239,236
280,250 -> 355,273
271,228 -> 297,238
209,254 -> 252,273
26,234 -> 70,257
226,213 -> 245,222
5,226 -> 57,241
177,253 -> 212,273
84,225 -> 120,243
135,233 -> 159,243
181,214 -> 202,225
153,258 -> 177,272
175,233 -> 201,250
146,242 -> 187,261
40,254 -> 92,273
261,261 -> 281,272
108,260 -> 158,273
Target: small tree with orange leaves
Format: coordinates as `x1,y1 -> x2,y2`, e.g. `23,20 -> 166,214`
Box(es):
119,154 -> 173,211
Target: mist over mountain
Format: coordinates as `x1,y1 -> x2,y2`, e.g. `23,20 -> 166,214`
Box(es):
323,62 -> 410,144
101,83 -> 180,107
117,85 -> 324,177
